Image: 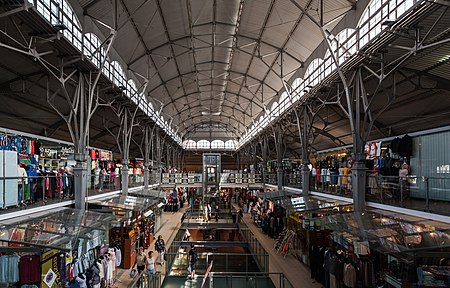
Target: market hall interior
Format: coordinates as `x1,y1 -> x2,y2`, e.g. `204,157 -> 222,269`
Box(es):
0,0 -> 450,287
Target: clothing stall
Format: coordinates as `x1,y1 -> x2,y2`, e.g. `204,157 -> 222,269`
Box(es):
0,207 -> 113,288
88,195 -> 161,269
276,196 -> 353,266
129,189 -> 164,234
312,209 -> 450,288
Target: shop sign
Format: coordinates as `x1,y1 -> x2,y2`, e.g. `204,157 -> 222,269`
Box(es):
43,269 -> 57,287
436,164 -> 450,174
41,249 -> 63,288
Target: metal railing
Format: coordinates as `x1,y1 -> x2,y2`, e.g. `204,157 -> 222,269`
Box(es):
129,271 -> 162,288
0,174 -> 74,209
238,222 -> 270,273
209,272 -> 294,288
161,173 -> 265,185
0,172 -> 160,212
263,172 -> 450,216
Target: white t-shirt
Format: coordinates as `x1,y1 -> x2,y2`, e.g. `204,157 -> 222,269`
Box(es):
147,257 -> 155,271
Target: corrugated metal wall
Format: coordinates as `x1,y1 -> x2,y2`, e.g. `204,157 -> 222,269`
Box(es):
410,130 -> 450,200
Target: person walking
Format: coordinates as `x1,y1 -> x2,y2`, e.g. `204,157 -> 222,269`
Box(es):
99,166 -> 106,192
154,235 -> 165,266
215,205 -> 220,222
146,251 -> 156,274
187,244 -> 197,280
133,247 -> 147,274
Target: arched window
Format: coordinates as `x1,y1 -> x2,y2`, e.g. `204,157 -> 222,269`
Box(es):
111,61 -> 126,88
280,91 -> 290,113
304,58 -> 323,87
183,140 -> 197,149
197,140 -> 210,149
127,80 -> 137,101
358,0 -> 415,48
271,101 -> 279,117
225,140 -> 236,149
211,140 -> 225,149
83,33 -> 106,68
336,28 -> 357,64
292,78 -> 303,101
33,0 -> 82,50
323,50 -> 336,78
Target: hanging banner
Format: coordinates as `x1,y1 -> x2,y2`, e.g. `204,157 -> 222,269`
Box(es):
41,249 -> 65,288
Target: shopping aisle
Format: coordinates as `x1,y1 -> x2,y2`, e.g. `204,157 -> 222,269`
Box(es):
113,205 -> 188,287
237,207 -> 323,288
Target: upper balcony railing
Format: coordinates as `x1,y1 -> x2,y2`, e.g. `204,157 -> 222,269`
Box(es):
263,172 -> 450,217
160,173 -> 264,186
0,172 -> 159,215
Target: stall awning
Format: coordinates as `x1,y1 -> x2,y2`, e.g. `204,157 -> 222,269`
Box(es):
88,195 -> 159,212
129,189 -> 165,199
0,207 -> 113,252
272,195 -> 352,213
314,210 -> 450,255
257,190 -> 297,200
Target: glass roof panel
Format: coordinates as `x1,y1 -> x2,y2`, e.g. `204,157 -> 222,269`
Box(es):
0,207 -> 113,251
88,195 -> 158,211
129,189 -> 165,199
315,210 -> 450,254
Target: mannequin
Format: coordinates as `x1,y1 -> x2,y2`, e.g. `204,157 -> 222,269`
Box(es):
91,263 -> 101,288
97,259 -> 105,282
76,273 -> 87,288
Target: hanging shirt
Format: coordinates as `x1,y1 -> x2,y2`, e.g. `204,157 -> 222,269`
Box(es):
19,255 -> 40,284
0,255 -> 20,283
18,166 -> 28,185
115,248 -> 121,267
343,263 -> 356,288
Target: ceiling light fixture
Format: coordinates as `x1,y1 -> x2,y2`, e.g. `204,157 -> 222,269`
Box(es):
202,111 -> 221,116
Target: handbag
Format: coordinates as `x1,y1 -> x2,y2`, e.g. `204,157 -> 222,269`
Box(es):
129,268 -> 136,278
163,251 -> 167,261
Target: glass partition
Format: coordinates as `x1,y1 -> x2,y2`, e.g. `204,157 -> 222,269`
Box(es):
0,207 -> 112,251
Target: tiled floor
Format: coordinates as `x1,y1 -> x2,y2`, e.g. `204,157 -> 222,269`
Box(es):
235,204 -> 323,288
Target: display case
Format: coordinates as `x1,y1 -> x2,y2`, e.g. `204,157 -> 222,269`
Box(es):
123,230 -> 138,269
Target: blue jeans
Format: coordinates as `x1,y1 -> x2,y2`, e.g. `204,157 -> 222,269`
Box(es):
18,184 -> 23,203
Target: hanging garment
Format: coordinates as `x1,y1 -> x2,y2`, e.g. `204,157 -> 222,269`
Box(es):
19,255 -> 40,284
108,248 -> 116,273
343,263 -> 356,288
91,265 -> 101,286
0,255 -> 20,283
115,248 -> 121,267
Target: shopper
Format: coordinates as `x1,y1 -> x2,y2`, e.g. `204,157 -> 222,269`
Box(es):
133,247 -> 147,275
146,251 -> 156,274
215,205 -> 220,222
187,244 -> 197,280
154,235 -> 165,266
17,163 -> 28,206
99,166 -> 106,192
